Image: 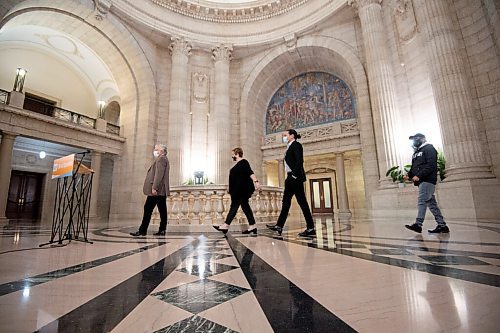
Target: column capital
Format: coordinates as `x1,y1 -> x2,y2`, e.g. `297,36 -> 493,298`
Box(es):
348,0 -> 382,10
0,131 -> 18,140
212,44 -> 233,63
169,37 -> 192,57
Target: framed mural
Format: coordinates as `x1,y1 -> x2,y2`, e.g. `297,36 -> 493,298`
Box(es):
265,72 -> 355,134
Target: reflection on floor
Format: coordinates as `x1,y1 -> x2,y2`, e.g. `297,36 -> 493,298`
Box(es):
0,217 -> 499,332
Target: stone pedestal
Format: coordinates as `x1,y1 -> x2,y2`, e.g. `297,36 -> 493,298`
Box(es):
436,179 -> 500,220
7,91 -> 24,108
95,118 -> 107,132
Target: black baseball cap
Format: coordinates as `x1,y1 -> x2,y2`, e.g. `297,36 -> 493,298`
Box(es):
409,133 -> 425,139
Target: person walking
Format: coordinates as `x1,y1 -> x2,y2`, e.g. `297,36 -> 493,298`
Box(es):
404,133 -> 449,234
213,147 -> 261,235
130,144 -> 170,237
266,129 -> 316,237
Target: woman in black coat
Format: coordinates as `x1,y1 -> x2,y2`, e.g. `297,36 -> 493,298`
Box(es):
213,147 -> 261,234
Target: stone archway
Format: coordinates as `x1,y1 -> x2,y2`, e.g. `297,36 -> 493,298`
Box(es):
239,35 -> 379,202
0,1 -> 159,221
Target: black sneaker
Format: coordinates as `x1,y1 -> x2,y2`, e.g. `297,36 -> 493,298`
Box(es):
298,228 -> 316,237
130,231 -> 146,236
428,225 -> 450,233
153,230 -> 166,236
405,223 -> 422,233
266,224 -> 283,235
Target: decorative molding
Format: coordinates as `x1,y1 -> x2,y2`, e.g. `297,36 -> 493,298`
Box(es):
265,136 -> 277,145
347,0 -> 382,11
284,33 -> 297,52
307,167 -> 335,174
151,0 -> 309,23
393,0 -> 417,43
169,37 -> 192,57
192,72 -> 209,104
341,121 -> 358,133
94,0 -> 112,20
212,45 -> 233,62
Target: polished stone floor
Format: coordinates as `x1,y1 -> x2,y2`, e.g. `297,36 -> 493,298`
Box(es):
0,216 -> 499,332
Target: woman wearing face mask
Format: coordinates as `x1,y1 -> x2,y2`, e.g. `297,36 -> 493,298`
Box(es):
213,147 -> 261,234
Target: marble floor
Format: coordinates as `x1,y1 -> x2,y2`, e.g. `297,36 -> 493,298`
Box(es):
0,216 -> 499,333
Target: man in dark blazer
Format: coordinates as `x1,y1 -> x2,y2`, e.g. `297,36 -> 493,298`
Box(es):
267,129 -> 316,237
130,144 -> 170,236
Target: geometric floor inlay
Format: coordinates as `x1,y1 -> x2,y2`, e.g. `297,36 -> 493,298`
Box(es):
177,263 -> 238,279
152,279 -> 250,314
153,315 -> 238,333
418,255 -> 490,265
370,248 -> 413,255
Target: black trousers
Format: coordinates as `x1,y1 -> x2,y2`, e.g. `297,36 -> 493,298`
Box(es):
276,175 -> 314,229
224,195 -> 256,226
139,195 -> 167,233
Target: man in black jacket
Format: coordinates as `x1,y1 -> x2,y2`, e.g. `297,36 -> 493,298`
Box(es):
404,133 -> 449,234
266,129 -> 316,237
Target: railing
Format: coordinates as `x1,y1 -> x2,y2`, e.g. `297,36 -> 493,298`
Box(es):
0,89 -> 9,104
3,93 -> 121,135
152,185 -> 284,226
106,123 -> 120,135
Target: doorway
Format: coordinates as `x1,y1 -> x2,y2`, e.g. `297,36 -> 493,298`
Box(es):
310,178 -> 333,214
6,171 -> 44,220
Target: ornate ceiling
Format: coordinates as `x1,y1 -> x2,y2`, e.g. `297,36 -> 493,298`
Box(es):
150,0 -> 308,23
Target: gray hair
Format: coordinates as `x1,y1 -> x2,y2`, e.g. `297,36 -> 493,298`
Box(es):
156,144 -> 167,154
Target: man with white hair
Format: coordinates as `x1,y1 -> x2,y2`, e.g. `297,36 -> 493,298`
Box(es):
130,144 -> 170,236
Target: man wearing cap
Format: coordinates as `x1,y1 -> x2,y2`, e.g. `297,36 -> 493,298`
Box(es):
404,133 -> 449,233
130,143 -> 170,237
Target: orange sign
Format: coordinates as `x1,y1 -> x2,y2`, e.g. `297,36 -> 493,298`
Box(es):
52,154 -> 75,179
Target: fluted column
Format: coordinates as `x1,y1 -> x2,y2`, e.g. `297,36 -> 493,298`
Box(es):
349,0 -> 401,183
413,0 -> 493,181
168,37 -> 192,185
212,44 -> 232,184
335,153 -> 352,217
277,158 -> 285,187
0,132 -> 17,220
89,151 -> 102,219
261,161 -> 268,186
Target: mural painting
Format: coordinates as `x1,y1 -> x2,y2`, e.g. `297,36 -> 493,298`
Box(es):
266,72 -> 355,134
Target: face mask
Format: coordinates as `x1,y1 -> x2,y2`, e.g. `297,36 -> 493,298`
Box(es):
412,139 -> 423,148
282,136 -> 288,144
232,156 -> 237,161
153,151 -> 160,158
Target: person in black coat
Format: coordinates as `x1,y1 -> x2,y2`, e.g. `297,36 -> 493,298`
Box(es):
266,129 -> 316,237
404,133 -> 449,234
213,147 -> 261,235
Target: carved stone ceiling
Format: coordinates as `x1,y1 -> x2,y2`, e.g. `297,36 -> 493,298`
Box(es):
112,0 -> 346,48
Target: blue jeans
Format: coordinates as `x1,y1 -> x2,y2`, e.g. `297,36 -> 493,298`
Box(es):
415,182 -> 445,226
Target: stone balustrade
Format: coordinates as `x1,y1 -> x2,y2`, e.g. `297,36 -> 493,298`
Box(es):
152,185 -> 284,231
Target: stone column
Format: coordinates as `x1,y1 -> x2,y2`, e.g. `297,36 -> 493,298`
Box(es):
413,0 -> 493,181
261,161 -> 268,186
277,158 -> 285,188
0,132 -> 17,221
348,0 -> 401,183
335,153 -> 352,217
168,37 -> 192,185
89,151 -> 102,219
212,44 -> 232,184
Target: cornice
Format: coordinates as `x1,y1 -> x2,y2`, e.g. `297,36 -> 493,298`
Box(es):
150,0 -> 308,23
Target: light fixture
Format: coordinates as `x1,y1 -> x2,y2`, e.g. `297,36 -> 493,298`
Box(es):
39,151 -> 46,159
13,68 -> 27,92
98,100 -> 106,119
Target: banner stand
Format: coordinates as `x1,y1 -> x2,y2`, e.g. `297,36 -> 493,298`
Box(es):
39,152 -> 94,247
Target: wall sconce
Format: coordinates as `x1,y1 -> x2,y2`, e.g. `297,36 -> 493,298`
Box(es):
194,171 -> 204,185
13,68 -> 27,92
98,100 -> 106,119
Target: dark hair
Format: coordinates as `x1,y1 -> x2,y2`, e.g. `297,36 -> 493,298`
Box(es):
232,147 -> 243,157
287,129 -> 301,140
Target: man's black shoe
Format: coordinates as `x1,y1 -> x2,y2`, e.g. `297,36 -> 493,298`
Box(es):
298,228 -> 316,237
405,223 -> 422,233
428,225 -> 450,233
153,230 -> 166,236
266,224 -> 283,235
130,231 -> 146,237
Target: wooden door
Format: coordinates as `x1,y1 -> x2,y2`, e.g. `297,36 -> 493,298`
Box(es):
310,178 -> 333,214
6,171 -> 44,220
